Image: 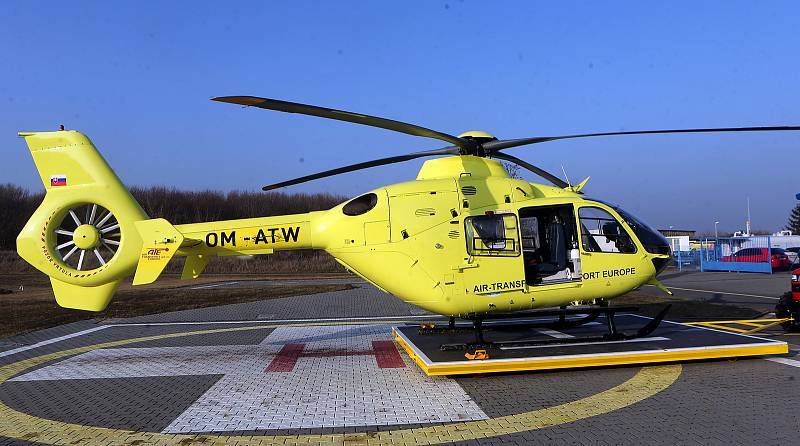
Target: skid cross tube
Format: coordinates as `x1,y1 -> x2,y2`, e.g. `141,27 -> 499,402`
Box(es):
419,307 -> 616,335
417,306 -> 619,336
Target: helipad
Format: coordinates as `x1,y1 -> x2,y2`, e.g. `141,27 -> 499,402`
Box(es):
393,314 -> 788,375
2,280 -> 800,445
9,324 -> 489,432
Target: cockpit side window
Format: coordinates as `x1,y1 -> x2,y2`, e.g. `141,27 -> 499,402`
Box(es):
342,193 -> 378,216
608,205 -> 672,255
465,214 -> 520,256
578,207 -> 637,254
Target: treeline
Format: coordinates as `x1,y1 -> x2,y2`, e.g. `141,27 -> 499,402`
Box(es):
0,185 -> 43,252
0,184 -> 347,250
129,186 -> 346,223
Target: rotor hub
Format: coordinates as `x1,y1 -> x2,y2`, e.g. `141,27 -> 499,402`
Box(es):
458,131 -> 496,156
457,130 -> 496,141
73,224 -> 100,250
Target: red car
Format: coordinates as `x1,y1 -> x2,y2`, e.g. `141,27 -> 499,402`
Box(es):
775,267 -> 800,330
720,247 -> 792,270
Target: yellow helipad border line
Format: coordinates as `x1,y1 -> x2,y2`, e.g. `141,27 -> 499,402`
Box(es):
394,328 -> 787,376
0,322 -> 682,446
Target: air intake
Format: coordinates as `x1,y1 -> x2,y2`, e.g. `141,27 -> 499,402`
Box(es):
448,230 -> 460,239
415,208 -> 436,217
461,186 -> 477,195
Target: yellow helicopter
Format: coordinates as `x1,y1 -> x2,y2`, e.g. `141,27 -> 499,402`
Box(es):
15,96 -> 800,345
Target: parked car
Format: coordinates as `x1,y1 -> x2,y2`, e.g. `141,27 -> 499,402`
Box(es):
785,247 -> 800,265
775,267 -> 800,330
720,247 -> 792,270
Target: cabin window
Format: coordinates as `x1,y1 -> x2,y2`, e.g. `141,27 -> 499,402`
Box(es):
578,207 -> 636,254
464,214 -> 520,256
342,193 -> 378,216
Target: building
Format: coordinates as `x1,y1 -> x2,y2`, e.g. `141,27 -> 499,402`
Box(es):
658,229 -> 696,238
658,229 -> 695,253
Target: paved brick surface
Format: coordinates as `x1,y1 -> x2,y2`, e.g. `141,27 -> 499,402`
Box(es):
2,279 -> 800,445
456,366 -> 640,417
0,319 -> 102,355
2,375 -> 221,431
8,324 -> 488,433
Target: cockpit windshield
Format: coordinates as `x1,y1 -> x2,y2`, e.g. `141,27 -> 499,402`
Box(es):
590,200 -> 671,255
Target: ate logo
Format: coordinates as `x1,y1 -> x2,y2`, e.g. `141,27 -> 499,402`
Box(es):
142,247 -> 169,260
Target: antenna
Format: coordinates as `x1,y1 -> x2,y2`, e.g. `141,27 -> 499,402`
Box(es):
560,164 -> 572,189
746,197 -> 752,236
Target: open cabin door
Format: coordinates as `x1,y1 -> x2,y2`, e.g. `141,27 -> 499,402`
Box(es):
461,212 -> 525,301
519,205 -> 582,286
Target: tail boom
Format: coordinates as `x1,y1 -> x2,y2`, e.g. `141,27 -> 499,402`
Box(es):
132,214 -> 318,285
175,213 -> 316,255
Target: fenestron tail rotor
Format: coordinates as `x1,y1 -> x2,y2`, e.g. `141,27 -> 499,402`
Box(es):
213,95 -> 800,190
53,203 -> 122,271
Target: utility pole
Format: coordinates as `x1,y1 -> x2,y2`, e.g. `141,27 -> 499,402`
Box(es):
714,221 -> 719,240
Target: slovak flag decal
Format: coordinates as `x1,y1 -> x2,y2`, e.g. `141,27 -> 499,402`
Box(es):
50,175 -> 67,187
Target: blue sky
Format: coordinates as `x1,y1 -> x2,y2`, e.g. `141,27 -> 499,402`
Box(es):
2,1 -> 799,232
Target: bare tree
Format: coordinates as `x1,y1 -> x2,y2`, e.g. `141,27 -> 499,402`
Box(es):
502,162 -> 522,179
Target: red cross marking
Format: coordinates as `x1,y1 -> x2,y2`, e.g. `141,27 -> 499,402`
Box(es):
264,341 -> 405,372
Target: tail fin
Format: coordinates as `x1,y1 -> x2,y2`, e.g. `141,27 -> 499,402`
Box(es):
16,130 -> 151,311
131,218 -> 184,285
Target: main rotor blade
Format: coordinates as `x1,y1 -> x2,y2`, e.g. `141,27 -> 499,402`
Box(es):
491,152 -> 570,188
484,126 -> 800,152
213,96 -> 473,150
262,146 -> 461,191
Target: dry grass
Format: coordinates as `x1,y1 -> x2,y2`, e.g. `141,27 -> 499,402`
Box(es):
0,271 -> 354,339
0,247 -> 352,339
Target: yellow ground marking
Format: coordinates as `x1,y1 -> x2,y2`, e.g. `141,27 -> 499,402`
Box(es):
685,318 -> 793,334
0,323 -> 683,445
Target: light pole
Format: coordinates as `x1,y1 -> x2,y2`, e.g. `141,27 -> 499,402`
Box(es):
714,221 -> 719,240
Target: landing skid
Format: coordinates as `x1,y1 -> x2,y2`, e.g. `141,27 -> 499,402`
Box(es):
419,306 -> 621,336
436,304 -> 672,353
